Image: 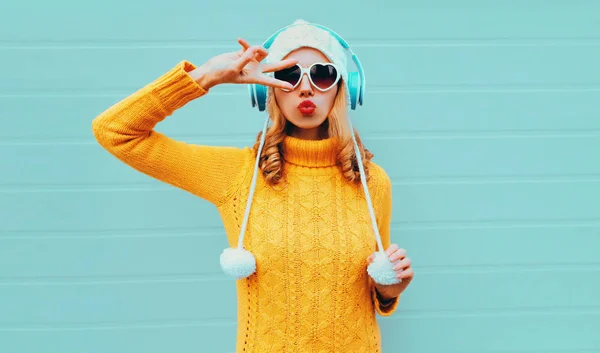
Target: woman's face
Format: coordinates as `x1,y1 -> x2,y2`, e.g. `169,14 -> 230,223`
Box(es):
273,47 -> 339,140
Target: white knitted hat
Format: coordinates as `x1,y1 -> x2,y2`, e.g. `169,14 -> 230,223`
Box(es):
264,19 -> 350,104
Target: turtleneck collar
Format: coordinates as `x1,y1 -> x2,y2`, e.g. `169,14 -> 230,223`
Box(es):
282,135 -> 339,168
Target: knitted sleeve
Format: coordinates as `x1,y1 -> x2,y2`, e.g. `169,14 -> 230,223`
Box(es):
91,60 -> 251,206
370,164 -> 401,316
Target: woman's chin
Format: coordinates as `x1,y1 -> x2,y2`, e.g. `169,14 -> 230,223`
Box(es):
288,115 -> 327,130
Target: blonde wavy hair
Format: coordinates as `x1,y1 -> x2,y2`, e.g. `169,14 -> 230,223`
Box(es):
252,82 -> 374,186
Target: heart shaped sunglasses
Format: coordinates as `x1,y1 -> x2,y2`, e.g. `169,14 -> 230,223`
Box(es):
273,62 -> 341,92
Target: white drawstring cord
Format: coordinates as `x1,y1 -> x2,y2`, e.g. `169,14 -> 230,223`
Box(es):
347,118 -> 400,285
346,118 -> 385,255
237,114 -> 270,249
218,114 -> 269,279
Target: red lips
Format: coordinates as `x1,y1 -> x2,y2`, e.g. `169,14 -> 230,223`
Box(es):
298,100 -> 316,115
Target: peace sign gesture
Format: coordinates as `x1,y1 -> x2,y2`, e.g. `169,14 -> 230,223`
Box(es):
189,38 -> 298,90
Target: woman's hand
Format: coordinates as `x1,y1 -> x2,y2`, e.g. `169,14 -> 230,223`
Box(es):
189,38 -> 298,90
367,244 -> 414,300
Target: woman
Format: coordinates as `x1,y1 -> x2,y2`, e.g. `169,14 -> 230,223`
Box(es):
92,19 -> 414,353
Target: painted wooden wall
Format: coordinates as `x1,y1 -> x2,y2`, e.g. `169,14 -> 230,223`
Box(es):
1,1 -> 599,352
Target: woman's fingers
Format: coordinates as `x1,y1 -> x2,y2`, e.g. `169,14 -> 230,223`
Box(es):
238,38 -> 268,60
393,257 -> 412,271
261,58 -> 298,73
254,47 -> 269,63
235,57 -> 294,89
234,38 -> 296,90
237,38 -> 250,51
234,46 -> 259,71
389,248 -> 407,262
398,267 -> 414,280
385,244 -> 399,257
239,38 -> 293,70
235,44 -> 270,72
253,75 -> 294,90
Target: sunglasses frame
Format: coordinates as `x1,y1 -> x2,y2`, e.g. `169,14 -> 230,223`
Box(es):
275,62 -> 341,92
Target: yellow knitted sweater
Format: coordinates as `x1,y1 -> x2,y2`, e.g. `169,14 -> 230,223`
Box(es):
92,61 -> 400,353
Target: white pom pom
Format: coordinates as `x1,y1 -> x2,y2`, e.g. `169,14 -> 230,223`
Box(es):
367,252 -> 402,285
220,247 -> 256,279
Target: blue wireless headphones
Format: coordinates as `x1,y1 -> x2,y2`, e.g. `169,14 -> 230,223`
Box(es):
248,22 -> 365,111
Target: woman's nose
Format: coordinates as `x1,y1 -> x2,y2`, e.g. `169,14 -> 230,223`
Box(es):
298,74 -> 314,97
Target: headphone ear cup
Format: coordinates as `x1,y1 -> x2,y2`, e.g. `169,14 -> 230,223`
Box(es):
347,71 -> 359,110
255,84 -> 268,112
248,84 -> 257,108
358,77 -> 364,106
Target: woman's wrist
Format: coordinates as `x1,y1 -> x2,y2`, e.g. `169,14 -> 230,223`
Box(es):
188,63 -> 217,90
375,286 -> 398,303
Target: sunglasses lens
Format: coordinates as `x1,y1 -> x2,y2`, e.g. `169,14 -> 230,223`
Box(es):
274,65 -> 301,88
310,64 -> 338,90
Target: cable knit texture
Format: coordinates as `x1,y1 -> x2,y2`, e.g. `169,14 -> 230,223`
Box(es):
92,60 -> 400,353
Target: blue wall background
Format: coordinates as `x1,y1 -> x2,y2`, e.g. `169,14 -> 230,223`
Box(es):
1,1 -> 599,352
